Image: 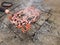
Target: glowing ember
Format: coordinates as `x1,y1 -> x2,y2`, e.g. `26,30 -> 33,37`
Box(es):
9,6 -> 41,33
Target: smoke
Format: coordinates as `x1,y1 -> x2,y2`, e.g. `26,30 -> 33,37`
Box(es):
26,0 -> 44,7
26,0 -> 50,12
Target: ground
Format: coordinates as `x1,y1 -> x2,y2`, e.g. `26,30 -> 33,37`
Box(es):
0,0 -> 60,45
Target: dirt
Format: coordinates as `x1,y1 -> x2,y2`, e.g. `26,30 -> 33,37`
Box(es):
0,0 -> 60,45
